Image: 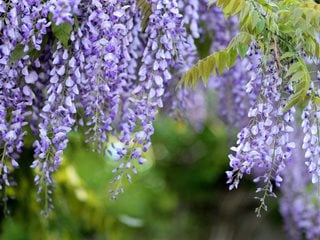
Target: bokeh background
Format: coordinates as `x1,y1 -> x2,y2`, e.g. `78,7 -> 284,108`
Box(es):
0,116 -> 287,240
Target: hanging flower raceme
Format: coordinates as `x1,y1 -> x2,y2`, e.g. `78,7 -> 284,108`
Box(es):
301,95 -> 320,185
0,0 -> 51,200
0,0 -> 200,212
226,51 -> 296,216
280,127 -> 320,240
162,0 -> 206,129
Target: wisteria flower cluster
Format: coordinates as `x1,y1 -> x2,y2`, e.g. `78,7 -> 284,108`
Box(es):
181,1 -> 320,238
2,0 -> 320,238
198,3 -> 320,240
0,0 -> 203,214
280,127 -> 320,240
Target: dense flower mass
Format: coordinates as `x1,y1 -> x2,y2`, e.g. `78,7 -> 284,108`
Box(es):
225,50 -> 298,214
0,0 -> 201,213
2,1 -> 320,238
280,128 -> 320,240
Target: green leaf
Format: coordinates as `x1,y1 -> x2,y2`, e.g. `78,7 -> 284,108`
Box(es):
255,19 -> 265,34
51,21 -> 73,48
210,0 -> 244,16
283,89 -> 304,112
290,71 -> 305,83
285,62 -> 301,78
292,8 -> 303,22
278,24 -> 294,34
217,50 -> 227,74
10,44 -> 28,64
29,34 -> 48,60
9,36 -> 49,63
238,43 -> 248,58
136,0 -> 152,32
239,2 -> 251,26
280,52 -> 296,60
228,48 -> 238,66
251,10 -> 260,29
74,15 -> 79,32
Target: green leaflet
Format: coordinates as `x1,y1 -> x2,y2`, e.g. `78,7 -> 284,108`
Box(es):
136,0 -> 152,32
179,31 -> 252,88
255,20 -> 265,34
179,50 -> 231,88
283,58 -> 311,112
285,62 -> 301,78
51,21 -> 73,49
9,35 -> 48,64
280,52 -> 296,60
209,0 -> 244,17
238,43 -> 248,58
283,89 -> 305,113
9,44 -> 27,64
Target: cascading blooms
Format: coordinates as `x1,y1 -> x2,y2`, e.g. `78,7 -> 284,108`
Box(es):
180,0 -> 320,238
0,0 -> 202,214
280,127 -> 320,240
2,0 -> 320,238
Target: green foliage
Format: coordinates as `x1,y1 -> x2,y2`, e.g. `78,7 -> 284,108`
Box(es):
51,21 -> 73,49
9,36 -> 48,64
181,0 -> 320,111
179,32 -> 252,88
282,57 -> 311,112
209,0 -> 244,17
136,0 -> 152,32
0,117 -> 235,240
10,15 -> 77,64
9,44 -> 27,64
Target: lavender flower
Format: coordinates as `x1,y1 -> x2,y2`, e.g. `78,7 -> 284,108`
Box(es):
301,96 -> 320,185
280,127 -> 320,240
108,0 -> 190,196
226,53 -> 296,216
49,0 -> 80,25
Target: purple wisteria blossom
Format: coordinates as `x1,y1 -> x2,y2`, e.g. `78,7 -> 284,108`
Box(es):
1,0 -> 202,211
3,1 -> 320,229
226,54 -> 296,216
301,97 -> 320,185
280,127 -> 320,240
49,0 -> 80,25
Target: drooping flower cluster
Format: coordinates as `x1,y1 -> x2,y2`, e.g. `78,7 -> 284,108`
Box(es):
0,0 -> 200,213
280,127 -> 320,240
226,51 -> 298,215
2,3 -> 320,239
163,0 -> 206,129
301,97 -> 320,185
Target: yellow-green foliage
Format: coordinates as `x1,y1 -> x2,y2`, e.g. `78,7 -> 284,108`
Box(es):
181,0 -> 320,112
209,0 -> 245,17
179,32 -> 252,88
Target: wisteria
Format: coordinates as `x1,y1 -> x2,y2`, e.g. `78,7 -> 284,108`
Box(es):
2,1 -> 320,238
0,0 -> 200,213
301,97 -> 320,185
226,52 -> 297,215
280,128 -> 320,240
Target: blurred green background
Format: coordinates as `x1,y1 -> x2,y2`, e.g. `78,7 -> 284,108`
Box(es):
0,116 -> 286,240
